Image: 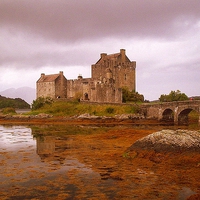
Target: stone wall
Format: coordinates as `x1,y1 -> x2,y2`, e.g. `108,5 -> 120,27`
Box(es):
89,83 -> 122,103
113,63 -> 136,91
37,72 -> 67,99
55,73 -> 68,98
66,77 -> 91,100
37,81 -> 56,99
91,49 -> 136,92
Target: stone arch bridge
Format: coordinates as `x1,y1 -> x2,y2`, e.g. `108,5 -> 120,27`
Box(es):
141,100 -> 200,125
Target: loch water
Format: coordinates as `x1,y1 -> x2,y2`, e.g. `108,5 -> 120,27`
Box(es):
0,125 -> 198,199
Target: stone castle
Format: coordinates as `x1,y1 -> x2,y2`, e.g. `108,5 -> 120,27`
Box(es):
36,49 -> 136,103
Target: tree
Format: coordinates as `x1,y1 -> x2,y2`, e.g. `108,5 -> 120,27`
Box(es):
159,90 -> 188,102
0,95 -> 30,109
122,87 -> 144,103
31,97 -> 53,110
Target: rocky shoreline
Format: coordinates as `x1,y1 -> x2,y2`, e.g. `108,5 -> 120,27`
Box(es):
128,129 -> 200,152
0,112 -> 159,125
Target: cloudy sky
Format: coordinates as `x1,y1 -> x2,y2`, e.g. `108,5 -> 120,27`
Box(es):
0,0 -> 200,101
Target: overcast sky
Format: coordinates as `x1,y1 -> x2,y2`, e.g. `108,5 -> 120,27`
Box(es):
0,0 -> 199,100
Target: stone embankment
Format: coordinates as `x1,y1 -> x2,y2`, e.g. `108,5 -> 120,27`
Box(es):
0,113 -> 144,120
76,113 -> 144,120
0,113 -> 53,119
128,129 -> 200,152
0,113 -> 149,125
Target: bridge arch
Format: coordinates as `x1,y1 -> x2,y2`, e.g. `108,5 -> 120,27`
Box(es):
162,108 -> 174,122
177,107 -> 200,125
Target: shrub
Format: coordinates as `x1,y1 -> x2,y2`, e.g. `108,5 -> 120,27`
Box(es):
74,92 -> 82,102
159,90 -> 188,102
122,87 -> 144,103
31,97 -> 53,110
105,107 -> 115,114
2,107 -> 16,114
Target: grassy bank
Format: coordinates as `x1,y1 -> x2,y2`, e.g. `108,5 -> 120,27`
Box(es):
28,100 -> 141,117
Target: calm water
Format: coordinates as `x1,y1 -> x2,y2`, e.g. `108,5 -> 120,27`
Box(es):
0,125 -> 197,199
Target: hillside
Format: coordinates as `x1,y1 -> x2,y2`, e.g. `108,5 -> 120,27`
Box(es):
0,95 -> 30,109
0,87 -> 36,104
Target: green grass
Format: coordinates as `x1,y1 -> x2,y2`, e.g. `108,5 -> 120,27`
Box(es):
27,100 -> 141,117
1,107 -> 16,114
189,110 -> 199,119
188,110 -> 199,128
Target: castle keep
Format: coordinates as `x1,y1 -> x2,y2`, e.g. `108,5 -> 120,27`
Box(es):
37,49 -> 136,103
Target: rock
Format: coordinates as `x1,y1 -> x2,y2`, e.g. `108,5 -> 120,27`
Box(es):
77,113 -> 101,119
0,114 -> 6,119
77,113 -> 91,118
30,113 -> 53,118
128,129 -> 200,152
115,114 -> 144,119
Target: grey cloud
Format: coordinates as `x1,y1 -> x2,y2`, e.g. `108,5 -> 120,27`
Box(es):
1,0 -> 200,44
0,0 -> 200,101
0,31 -> 99,68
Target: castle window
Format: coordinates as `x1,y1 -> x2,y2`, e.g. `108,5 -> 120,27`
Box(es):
84,93 -> 89,100
124,74 -> 127,80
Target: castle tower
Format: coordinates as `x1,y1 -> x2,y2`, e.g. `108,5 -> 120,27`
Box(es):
91,49 -> 136,92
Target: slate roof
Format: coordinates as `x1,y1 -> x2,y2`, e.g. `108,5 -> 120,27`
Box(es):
37,74 -> 60,83
95,53 -> 120,64
96,52 -> 131,64
106,53 -> 120,59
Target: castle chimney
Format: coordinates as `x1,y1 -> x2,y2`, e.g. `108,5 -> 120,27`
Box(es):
41,73 -> 45,77
100,53 -> 107,58
120,49 -> 126,62
78,74 -> 83,79
59,71 -> 64,98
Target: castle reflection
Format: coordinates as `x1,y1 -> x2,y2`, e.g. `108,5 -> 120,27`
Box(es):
31,124 -> 104,163
33,128 -> 73,164
36,136 -> 55,155
35,135 -> 67,163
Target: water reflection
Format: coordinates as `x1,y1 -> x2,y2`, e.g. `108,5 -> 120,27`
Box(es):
36,136 -> 55,156
0,125 -> 198,199
0,125 -> 34,149
0,125 -> 102,199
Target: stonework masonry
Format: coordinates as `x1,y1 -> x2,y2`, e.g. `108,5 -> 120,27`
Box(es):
36,49 -> 136,103
37,71 -> 67,99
